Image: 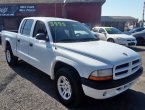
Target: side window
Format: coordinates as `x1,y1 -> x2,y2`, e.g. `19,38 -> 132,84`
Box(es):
20,20 -> 26,34
33,20 -> 47,37
99,28 -> 105,33
21,19 -> 34,36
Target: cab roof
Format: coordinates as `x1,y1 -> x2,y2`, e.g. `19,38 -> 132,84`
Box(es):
24,17 -> 77,22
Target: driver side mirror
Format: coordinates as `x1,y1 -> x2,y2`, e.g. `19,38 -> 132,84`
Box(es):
35,33 -> 49,41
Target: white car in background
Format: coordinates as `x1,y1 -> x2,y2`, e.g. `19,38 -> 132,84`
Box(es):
92,27 -> 137,46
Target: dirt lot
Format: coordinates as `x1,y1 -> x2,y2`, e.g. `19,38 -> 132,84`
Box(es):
0,45 -> 145,110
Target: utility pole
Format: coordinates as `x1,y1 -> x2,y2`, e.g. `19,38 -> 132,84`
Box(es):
62,0 -> 67,18
141,2 -> 145,27
143,2 -> 145,22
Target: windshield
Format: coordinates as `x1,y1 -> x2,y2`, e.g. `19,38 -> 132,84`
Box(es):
48,21 -> 98,43
105,27 -> 122,34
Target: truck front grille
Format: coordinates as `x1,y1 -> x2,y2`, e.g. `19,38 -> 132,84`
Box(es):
127,39 -> 135,41
113,59 -> 141,80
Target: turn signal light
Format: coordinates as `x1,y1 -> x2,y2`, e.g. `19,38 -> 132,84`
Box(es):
89,75 -> 113,81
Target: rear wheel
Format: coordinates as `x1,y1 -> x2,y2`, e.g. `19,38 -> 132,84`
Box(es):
136,37 -> 145,45
55,67 -> 84,107
5,46 -> 18,66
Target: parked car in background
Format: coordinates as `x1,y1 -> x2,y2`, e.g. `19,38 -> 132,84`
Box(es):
124,27 -> 145,35
132,30 -> 145,45
92,27 -> 137,46
0,31 -> 1,44
82,23 -> 100,39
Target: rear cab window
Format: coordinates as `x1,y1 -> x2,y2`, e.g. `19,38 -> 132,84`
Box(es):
20,19 -> 34,36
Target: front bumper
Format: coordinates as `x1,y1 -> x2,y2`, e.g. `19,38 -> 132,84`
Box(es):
81,67 -> 143,99
116,40 -> 137,46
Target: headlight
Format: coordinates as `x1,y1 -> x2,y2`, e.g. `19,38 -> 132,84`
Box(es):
117,38 -> 126,41
89,69 -> 113,81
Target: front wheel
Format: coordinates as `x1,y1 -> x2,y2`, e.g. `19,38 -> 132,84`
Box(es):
5,46 -> 18,66
55,67 -> 84,107
108,38 -> 115,43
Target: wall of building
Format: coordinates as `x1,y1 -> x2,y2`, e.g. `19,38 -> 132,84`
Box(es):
0,2 -> 103,30
36,3 -> 101,25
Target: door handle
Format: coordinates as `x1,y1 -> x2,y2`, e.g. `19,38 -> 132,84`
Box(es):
29,43 -> 33,47
17,39 -> 20,42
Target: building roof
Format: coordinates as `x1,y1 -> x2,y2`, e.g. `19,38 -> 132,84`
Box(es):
101,16 -> 138,22
0,0 -> 106,4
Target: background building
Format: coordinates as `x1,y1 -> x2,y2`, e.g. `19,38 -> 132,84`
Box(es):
0,0 -> 106,30
101,16 -> 138,31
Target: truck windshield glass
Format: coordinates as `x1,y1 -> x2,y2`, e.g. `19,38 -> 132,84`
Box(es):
105,28 -> 122,34
48,21 -> 98,43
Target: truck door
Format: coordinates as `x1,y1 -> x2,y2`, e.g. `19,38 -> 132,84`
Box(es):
28,20 -> 54,74
17,19 -> 34,63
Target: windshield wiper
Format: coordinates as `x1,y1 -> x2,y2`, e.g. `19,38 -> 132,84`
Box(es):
56,38 -> 98,43
77,38 -> 98,42
56,39 -> 76,43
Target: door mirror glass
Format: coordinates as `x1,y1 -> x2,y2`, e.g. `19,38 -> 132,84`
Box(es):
36,33 -> 48,41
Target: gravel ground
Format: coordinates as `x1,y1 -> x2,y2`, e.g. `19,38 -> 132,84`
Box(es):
0,45 -> 145,110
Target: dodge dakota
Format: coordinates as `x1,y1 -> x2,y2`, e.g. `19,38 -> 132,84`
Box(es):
1,17 -> 143,106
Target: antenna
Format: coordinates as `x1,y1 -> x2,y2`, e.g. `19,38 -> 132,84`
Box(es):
54,1 -> 57,48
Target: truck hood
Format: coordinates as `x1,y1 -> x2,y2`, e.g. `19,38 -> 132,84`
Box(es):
108,34 -> 136,40
55,41 -> 140,65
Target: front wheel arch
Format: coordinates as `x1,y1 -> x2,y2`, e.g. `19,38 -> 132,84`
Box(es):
53,61 -> 81,80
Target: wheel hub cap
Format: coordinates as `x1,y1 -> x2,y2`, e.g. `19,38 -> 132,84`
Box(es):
57,76 -> 72,100
6,50 -> 11,62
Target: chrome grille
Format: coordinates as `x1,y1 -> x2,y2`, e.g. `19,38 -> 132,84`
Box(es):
113,59 -> 141,80
127,39 -> 135,42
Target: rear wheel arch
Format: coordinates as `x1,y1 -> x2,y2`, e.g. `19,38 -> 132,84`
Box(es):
5,41 -> 11,50
5,41 -> 18,66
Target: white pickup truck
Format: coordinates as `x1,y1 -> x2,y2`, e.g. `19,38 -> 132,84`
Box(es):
1,17 -> 143,106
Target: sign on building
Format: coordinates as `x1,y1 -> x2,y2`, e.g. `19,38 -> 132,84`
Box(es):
0,5 -> 36,16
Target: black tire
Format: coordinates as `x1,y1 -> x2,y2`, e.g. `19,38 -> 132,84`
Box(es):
108,38 -> 115,43
5,46 -> 18,66
55,67 -> 84,107
136,37 -> 145,46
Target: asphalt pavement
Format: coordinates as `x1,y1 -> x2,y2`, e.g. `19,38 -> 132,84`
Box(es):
0,45 -> 145,110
